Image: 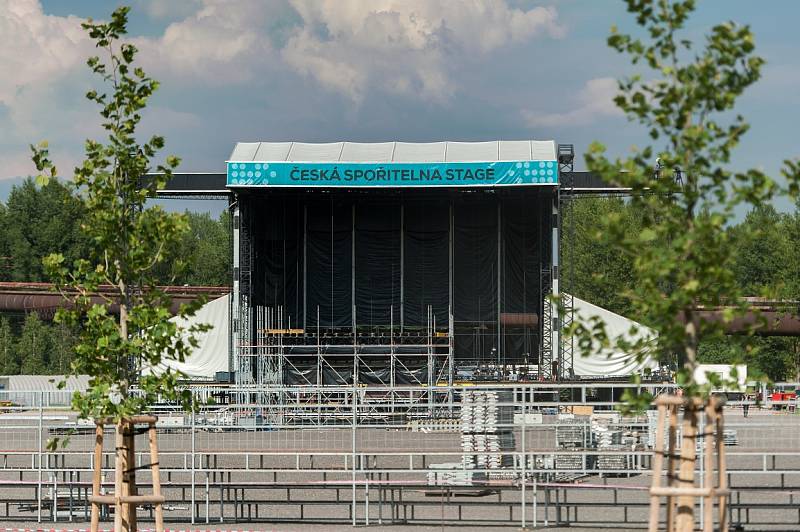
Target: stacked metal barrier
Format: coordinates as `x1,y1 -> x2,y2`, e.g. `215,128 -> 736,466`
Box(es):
554,417 -> 589,470
461,389 -> 515,470
593,415 -> 643,473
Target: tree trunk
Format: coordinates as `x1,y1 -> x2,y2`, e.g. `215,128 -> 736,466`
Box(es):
675,402 -> 698,531
117,421 -> 137,531
675,319 -> 700,531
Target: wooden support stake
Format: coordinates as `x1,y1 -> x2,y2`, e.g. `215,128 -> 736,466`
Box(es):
648,403 -> 666,532
90,424 -> 103,532
149,423 -> 164,532
675,400 -> 698,532
125,421 -> 137,531
649,396 -> 728,532
667,403 -> 678,530
703,402 -> 715,532
114,421 -> 124,531
716,400 -> 728,531
91,416 -> 163,532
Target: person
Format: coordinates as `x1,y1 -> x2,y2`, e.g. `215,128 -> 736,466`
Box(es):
743,395 -> 750,418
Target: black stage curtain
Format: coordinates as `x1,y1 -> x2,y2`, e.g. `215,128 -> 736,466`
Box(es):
322,366 -> 353,385
284,367 -> 317,385
501,198 -> 542,362
453,195 -> 498,360
247,190 -> 547,365
403,199 -> 449,328
256,197 -> 303,327
355,200 -> 401,327
395,366 -> 429,385
360,367 -> 392,385
306,198 -> 353,327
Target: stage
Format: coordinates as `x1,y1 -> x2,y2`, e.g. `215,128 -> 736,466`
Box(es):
229,141 -> 564,389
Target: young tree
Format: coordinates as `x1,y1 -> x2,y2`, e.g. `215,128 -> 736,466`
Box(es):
17,312 -> 49,375
0,317 -> 18,375
568,0 -> 799,529
776,201 -> 800,299
562,197 -> 642,316
730,205 -> 790,296
49,322 -> 76,375
32,7 -> 207,529
5,178 -> 88,282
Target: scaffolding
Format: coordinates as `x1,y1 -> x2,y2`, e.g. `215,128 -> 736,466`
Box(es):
236,305 -> 451,383
558,144 -> 576,380
232,188 -> 554,391
229,142 -> 566,394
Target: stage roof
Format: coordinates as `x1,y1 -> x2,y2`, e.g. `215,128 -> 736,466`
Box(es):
227,140 -> 558,188
230,140 -> 556,163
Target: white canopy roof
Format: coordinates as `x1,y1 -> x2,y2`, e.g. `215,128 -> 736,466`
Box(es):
230,140 -> 557,163
148,294 -> 230,379
571,296 -> 659,377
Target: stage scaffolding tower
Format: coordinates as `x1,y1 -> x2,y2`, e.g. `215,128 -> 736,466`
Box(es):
539,144 -> 575,381
229,143 -> 560,413
558,144 -> 576,380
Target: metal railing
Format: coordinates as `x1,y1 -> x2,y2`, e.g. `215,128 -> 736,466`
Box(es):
0,384 -> 798,528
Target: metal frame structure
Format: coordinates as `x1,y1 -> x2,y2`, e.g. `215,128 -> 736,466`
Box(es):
148,151 -> 630,385
231,187 -> 554,395
1,385 -> 798,529
558,144 -> 576,380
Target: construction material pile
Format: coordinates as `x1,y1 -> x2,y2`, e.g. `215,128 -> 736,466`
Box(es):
592,415 -> 641,473
461,389 -> 515,470
647,409 -> 738,450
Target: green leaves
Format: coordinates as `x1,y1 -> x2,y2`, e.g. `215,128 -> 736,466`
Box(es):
30,142 -> 56,186
569,0 -> 800,403
32,6 -> 204,425
638,228 -> 657,242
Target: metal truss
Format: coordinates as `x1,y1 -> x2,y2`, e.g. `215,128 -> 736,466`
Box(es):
558,144 -> 576,380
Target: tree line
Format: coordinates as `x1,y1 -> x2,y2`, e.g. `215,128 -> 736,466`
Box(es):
563,197 -> 800,382
0,177 -> 230,375
1,178 -> 797,380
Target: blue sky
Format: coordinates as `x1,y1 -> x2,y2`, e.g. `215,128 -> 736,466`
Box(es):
1,1 -> 798,215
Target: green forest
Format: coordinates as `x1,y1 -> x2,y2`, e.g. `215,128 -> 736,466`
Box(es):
0,178 -> 797,380
0,177 -> 230,375
563,197 -> 800,382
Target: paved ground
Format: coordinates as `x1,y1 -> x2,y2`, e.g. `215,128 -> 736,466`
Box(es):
0,407 -> 798,530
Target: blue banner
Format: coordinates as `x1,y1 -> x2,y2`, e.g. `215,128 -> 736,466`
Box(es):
227,161 -> 558,187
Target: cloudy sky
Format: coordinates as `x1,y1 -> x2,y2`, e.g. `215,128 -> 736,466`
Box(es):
1,0 -> 798,207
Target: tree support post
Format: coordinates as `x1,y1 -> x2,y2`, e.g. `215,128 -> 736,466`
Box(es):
648,395 -> 728,532
90,415 -> 165,532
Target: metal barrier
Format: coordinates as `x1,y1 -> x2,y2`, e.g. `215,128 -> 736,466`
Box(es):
0,384 -> 798,528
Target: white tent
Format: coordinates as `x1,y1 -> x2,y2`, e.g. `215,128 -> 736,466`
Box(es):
150,293 -> 656,380
150,294 -> 230,379
570,296 -> 659,377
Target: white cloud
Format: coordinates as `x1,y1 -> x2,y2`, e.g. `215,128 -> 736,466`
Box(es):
0,0 -> 568,180
135,1 -> 278,84
524,77 -> 623,127
1,1 -> 566,111
282,0 -> 564,101
0,0 -> 91,109
0,0 -> 98,179
135,0 -> 565,101
0,1 -> 212,180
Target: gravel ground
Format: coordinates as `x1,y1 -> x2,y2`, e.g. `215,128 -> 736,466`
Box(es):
0,408 -> 798,530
